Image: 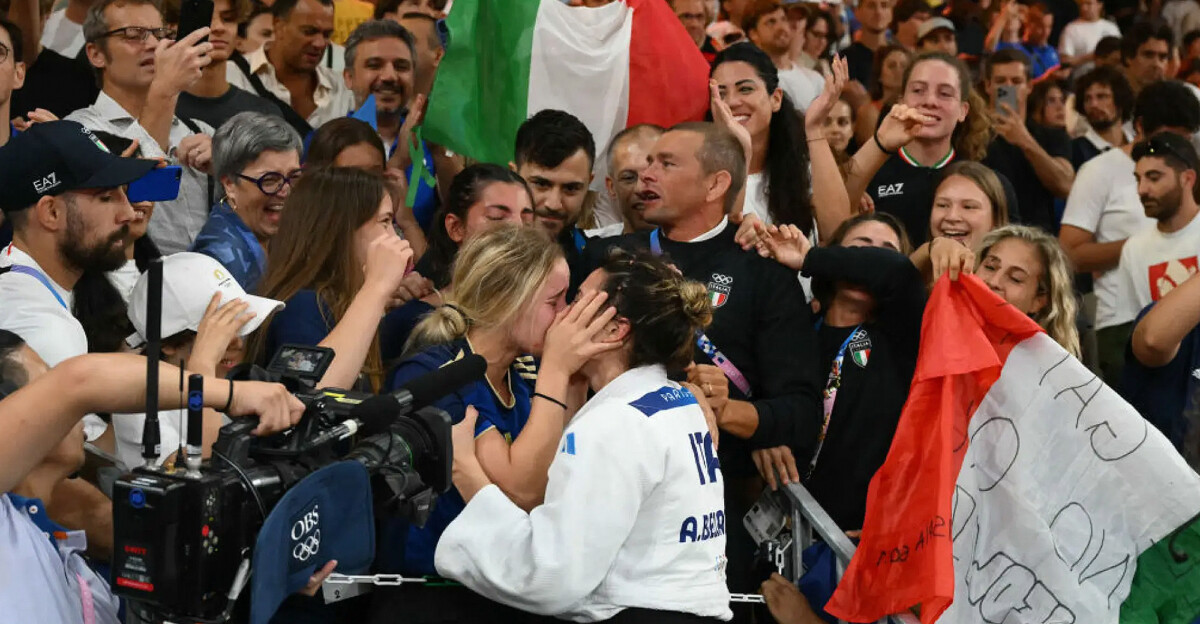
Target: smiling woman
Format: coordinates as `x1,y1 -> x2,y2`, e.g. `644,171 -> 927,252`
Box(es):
190,111 -> 303,292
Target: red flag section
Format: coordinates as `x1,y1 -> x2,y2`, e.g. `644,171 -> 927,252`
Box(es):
825,275 -> 1044,623
626,0 -> 711,128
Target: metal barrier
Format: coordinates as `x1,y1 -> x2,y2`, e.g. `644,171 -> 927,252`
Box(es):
782,482 -> 921,624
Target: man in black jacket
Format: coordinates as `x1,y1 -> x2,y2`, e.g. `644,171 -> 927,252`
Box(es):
587,121 -> 822,601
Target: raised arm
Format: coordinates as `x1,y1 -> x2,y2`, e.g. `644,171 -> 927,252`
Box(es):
843,104 -> 931,204
0,353 -> 302,492
315,236 -> 412,389
804,56 -> 853,239
473,292 -> 619,510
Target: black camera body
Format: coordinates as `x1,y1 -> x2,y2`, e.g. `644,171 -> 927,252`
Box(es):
112,345 -> 454,622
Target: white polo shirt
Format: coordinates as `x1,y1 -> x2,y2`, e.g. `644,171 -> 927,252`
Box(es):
66,92 -> 215,254
0,245 -> 107,440
227,45 -> 354,130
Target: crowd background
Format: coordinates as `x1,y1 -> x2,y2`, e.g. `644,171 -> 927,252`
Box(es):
1,0 -> 1200,621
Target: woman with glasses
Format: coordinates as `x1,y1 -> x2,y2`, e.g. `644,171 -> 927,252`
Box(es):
191,112 -> 303,292
246,167 -> 415,391
800,8 -> 836,70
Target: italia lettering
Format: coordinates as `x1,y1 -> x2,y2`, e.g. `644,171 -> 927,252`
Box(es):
876,182 -> 904,198
687,431 -> 720,486
679,510 -> 725,542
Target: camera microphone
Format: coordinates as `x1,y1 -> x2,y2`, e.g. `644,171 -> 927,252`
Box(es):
307,353 -> 487,447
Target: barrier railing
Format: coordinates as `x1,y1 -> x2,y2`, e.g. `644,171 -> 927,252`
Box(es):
782,482 -> 920,624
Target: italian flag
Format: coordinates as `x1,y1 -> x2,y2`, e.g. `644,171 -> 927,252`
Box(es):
824,276 -> 1200,624
424,0 -> 711,168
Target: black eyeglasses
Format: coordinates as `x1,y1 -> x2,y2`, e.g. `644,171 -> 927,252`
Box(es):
238,169 -> 303,195
99,26 -> 176,43
0,42 -> 10,64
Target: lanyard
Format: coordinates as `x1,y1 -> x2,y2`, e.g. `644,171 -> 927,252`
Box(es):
573,228 -> 587,253
76,572 -> 96,624
648,229 -> 752,397
7,265 -> 68,310
807,320 -> 863,479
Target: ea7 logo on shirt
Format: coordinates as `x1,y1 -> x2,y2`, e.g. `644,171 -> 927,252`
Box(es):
876,182 -> 904,198
290,503 -> 321,563
708,273 -> 732,308
33,173 -> 60,194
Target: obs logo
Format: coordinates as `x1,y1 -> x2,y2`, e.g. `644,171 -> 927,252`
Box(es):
291,504 -> 321,562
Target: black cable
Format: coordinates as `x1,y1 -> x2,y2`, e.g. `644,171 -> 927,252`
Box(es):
212,449 -> 268,521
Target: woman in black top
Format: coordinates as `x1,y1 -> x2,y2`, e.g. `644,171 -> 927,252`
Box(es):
753,213 -> 926,530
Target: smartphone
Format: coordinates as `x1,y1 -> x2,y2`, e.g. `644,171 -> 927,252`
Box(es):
995,85 -> 1019,115
177,0 -> 214,42
127,166 -> 182,203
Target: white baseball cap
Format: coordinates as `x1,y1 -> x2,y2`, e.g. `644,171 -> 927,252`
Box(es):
127,252 -> 285,347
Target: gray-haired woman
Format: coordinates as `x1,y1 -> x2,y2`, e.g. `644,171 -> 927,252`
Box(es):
189,112 -> 303,292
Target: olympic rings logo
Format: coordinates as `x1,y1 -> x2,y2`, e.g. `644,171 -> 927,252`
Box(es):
711,274 -> 733,285
292,529 -> 321,561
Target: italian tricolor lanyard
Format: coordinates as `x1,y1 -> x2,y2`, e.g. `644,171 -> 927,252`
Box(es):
898,146 -> 955,169
649,229 -> 752,398
807,319 -> 866,479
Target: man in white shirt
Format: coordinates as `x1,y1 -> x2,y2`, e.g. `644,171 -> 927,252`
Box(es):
227,0 -> 354,135
1060,80 -> 1200,384
1113,133 -> 1200,338
1058,0 -> 1121,68
0,120 -> 154,377
744,0 -> 821,110
0,120 -> 155,558
70,0 -> 215,253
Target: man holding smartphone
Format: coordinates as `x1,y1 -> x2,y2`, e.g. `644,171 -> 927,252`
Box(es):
982,48 -> 1075,234
68,0 -> 216,254
176,0 -> 284,131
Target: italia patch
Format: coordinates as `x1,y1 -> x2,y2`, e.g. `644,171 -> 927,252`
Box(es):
708,273 -> 732,308
848,328 -> 872,368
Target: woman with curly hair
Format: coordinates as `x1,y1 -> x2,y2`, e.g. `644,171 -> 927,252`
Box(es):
930,224 -> 1081,357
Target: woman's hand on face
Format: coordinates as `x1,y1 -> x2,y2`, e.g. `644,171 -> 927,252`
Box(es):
710,80 -> 753,161
803,54 -> 849,134
930,236 -> 976,281
754,222 -> 811,272
363,235 -> 414,301
190,293 -> 255,374
540,290 -> 621,376
875,103 -> 934,153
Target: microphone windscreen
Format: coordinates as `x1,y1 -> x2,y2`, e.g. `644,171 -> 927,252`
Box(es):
402,353 -> 488,409
352,394 -> 403,434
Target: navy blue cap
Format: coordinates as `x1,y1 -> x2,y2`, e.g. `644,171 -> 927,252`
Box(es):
251,461 -> 375,624
0,121 -> 157,213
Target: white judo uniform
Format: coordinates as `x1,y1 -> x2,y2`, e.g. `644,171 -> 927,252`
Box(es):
435,365 -> 733,622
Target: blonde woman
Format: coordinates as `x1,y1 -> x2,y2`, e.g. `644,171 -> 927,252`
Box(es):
932,224 -> 1081,357
372,224 -> 618,623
